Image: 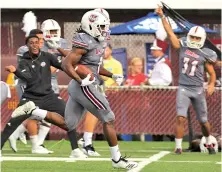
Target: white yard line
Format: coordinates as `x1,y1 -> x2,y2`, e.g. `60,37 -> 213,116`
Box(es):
0,157 -> 151,162
216,162 -> 222,165
3,149 -> 162,153
100,149 -> 161,152
128,151 -> 170,172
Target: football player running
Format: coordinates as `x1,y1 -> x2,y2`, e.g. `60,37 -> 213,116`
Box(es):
79,8 -> 110,157
62,10 -> 138,169
155,5 -> 217,154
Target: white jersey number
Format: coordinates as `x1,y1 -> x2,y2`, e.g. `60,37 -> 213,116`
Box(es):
182,57 -> 198,76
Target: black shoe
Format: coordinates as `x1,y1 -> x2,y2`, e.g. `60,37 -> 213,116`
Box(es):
205,144 -> 216,154
82,144 -> 101,156
174,148 -> 182,154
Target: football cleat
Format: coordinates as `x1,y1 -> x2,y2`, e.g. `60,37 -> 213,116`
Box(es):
8,135 -> 18,152
32,146 -> 53,154
112,156 -> 138,170
19,133 -> 27,145
78,138 -> 85,147
69,148 -> 88,158
11,100 -> 36,118
39,144 -> 54,154
82,144 -> 101,156
174,148 -> 182,155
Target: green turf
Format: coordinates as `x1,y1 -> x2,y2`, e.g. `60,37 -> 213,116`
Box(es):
1,140 -> 221,172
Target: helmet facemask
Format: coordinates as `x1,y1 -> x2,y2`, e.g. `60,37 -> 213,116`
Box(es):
41,19 -> 61,42
186,26 -> 206,49
92,24 -> 110,42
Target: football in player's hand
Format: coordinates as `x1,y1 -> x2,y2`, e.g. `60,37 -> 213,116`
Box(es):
74,64 -> 95,81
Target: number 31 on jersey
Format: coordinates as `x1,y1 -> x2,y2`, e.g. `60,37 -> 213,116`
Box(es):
182,57 -> 199,76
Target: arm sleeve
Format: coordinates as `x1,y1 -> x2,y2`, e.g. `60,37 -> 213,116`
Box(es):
205,49 -> 217,63
72,33 -> 90,50
14,60 -> 33,82
149,63 -> 172,86
48,53 -> 63,70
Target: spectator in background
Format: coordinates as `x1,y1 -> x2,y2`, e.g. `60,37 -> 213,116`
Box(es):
102,43 -> 123,86
143,39 -> 172,86
124,57 -> 147,86
143,39 -> 173,141
124,57 -> 147,141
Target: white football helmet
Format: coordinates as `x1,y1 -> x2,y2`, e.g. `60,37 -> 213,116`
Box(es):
200,135 -> 218,153
41,19 -> 61,42
94,8 -> 110,23
81,10 -> 110,42
186,26 -> 206,49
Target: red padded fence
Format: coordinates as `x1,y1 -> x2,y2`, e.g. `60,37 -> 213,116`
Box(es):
1,86 -> 221,139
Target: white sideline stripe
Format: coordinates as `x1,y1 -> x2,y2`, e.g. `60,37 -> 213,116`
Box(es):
3,149 -> 162,153
216,162 -> 222,164
128,151 -> 170,172
0,157 -> 151,162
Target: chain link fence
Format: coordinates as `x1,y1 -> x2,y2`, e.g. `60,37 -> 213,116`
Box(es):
1,21 -> 220,84
1,86 -> 221,139
1,20 -> 221,140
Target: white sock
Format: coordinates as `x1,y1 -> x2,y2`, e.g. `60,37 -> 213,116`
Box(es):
37,125 -> 51,146
32,109 -> 47,120
83,132 -> 93,147
110,145 -> 121,161
10,124 -> 26,139
206,136 -> 212,145
175,138 -> 183,149
30,135 -> 38,150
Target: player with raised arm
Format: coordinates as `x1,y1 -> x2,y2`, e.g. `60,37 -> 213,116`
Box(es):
62,10 -> 138,169
155,5 -> 217,154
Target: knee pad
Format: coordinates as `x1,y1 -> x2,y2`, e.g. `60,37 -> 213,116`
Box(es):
198,114 -> 208,123
199,117 -> 208,123
103,111 -> 115,123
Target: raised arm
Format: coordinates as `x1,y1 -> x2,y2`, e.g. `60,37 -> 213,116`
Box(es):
155,5 -> 180,49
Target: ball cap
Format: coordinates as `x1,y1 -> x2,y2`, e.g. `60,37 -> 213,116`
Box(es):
150,39 -> 168,53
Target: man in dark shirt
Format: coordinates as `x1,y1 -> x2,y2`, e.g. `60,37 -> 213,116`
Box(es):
1,35 -> 86,158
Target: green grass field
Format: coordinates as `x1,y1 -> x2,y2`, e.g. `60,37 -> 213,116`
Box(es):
1,140 -> 221,172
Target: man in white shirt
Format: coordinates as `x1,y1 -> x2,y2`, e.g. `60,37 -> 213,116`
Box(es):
145,39 -> 172,86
